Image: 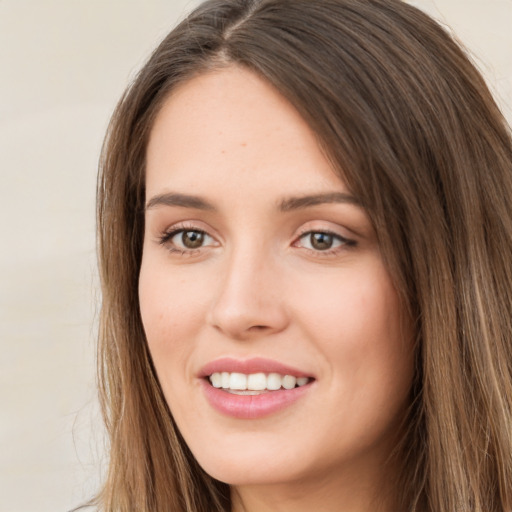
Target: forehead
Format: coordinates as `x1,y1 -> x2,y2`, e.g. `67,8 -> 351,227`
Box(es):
146,66 -> 347,202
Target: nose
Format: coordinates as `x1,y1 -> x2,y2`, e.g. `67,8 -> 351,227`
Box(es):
207,248 -> 289,340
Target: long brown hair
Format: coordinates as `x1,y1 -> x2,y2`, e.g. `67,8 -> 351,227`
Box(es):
92,0 -> 512,510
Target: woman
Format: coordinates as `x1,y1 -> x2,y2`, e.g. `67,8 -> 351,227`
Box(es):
92,0 -> 512,510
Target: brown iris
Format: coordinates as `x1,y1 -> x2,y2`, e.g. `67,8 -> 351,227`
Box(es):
310,232 -> 334,250
181,230 -> 204,248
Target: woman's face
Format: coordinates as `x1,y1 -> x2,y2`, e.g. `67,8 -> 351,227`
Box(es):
140,67 -> 414,490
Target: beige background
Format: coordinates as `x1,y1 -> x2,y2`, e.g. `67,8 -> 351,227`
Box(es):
0,1 -> 510,511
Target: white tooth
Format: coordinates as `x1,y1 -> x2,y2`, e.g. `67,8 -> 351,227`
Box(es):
282,375 -> 297,390
267,373 -> 282,390
227,389 -> 262,395
230,372 -> 247,390
210,372 -> 222,388
296,377 -> 309,387
221,372 -> 230,389
247,372 -> 267,391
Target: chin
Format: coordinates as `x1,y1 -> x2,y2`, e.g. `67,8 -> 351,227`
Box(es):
202,461 -> 304,487
188,433 -> 312,486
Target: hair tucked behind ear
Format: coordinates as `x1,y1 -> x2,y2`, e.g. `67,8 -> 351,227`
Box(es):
90,1 -> 512,510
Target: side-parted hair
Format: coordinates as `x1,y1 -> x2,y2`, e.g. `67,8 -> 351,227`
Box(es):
93,0 -> 512,510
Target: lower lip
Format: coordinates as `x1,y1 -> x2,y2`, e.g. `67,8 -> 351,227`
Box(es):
201,379 -> 312,419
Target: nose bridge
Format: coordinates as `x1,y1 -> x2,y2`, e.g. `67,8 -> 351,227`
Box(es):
208,239 -> 288,338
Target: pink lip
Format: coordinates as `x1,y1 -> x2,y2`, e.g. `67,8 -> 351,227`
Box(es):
198,357 -> 314,419
200,380 -> 312,419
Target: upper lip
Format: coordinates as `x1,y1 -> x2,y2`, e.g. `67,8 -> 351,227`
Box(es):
198,357 -> 313,379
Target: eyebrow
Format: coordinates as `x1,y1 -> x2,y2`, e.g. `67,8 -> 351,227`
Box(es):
145,191 -> 361,212
146,192 -> 216,211
279,192 -> 361,211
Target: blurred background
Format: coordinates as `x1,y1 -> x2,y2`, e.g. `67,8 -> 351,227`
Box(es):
0,1 -> 510,511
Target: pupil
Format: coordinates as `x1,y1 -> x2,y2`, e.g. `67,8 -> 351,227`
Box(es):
182,231 -> 204,248
311,233 -> 333,250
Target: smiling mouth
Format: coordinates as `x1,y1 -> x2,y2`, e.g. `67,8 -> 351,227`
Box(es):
208,372 -> 313,395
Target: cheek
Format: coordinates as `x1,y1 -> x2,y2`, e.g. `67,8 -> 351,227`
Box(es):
138,257 -> 209,374
292,263 -> 413,400
296,263 -> 406,344
300,272 -> 414,452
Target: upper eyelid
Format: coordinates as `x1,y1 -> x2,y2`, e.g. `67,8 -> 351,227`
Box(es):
294,230 -> 353,246
160,226 -> 214,243
160,221 -> 216,238
297,227 -> 345,237
295,224 -> 355,241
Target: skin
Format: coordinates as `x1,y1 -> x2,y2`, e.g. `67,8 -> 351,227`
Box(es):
139,66 -> 415,512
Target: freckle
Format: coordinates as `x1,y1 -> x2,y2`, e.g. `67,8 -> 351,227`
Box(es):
221,150 -> 226,154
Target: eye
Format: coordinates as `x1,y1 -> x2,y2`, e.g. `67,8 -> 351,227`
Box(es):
160,228 -> 216,252
176,230 -> 207,249
296,231 -> 354,252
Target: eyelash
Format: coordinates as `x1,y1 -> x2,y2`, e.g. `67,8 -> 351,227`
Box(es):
294,229 -> 356,256
157,225 -> 356,257
158,224 -> 213,255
